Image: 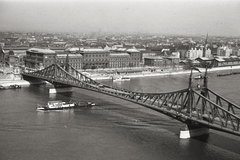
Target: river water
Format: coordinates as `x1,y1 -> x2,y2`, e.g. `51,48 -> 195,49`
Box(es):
0,70 -> 240,160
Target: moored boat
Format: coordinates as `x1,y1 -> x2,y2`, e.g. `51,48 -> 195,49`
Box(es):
0,85 -> 5,89
9,84 -> 21,89
112,76 -> 130,82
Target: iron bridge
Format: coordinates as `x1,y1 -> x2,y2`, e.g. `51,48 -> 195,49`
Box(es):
22,63 -> 240,137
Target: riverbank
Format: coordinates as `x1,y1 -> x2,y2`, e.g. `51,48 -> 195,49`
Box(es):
90,65 -> 240,80
1,66 -> 240,87
0,79 -> 47,88
0,80 -> 30,88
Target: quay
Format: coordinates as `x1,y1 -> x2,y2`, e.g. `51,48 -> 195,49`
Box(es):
86,65 -> 240,80
1,65 -> 240,87
0,79 -> 46,88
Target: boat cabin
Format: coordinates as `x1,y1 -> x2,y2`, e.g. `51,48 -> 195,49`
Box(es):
47,100 -> 64,108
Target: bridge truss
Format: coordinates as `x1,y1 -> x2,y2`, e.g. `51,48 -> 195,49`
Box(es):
22,63 -> 240,136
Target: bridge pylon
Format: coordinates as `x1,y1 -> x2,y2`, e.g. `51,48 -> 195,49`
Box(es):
180,66 -> 209,139
48,52 -> 73,94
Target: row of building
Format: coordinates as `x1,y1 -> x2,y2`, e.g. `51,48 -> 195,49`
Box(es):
23,47 -> 179,70
1,44 -> 240,71
21,47 -> 240,70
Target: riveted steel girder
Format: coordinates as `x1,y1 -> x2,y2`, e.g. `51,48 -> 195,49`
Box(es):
22,63 -> 240,136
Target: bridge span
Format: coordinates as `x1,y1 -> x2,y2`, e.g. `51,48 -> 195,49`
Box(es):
22,63 -> 240,138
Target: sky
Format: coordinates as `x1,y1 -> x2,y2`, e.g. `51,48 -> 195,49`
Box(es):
0,0 -> 240,37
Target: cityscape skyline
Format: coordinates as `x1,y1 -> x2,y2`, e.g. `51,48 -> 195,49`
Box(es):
0,0 -> 240,37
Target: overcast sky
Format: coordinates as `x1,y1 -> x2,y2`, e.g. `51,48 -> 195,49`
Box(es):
0,0 -> 240,36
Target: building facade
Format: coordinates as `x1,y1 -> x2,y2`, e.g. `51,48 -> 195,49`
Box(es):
141,51 -> 158,64
25,48 -> 56,69
79,48 -> 110,69
144,56 -> 164,67
205,48 -> 212,58
126,48 -> 141,67
109,53 -> 130,68
187,48 -> 203,59
56,53 -> 83,70
217,46 -> 232,57
212,56 -> 240,67
144,56 -> 180,69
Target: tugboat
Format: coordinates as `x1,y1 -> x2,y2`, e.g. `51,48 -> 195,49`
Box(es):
37,100 -> 95,110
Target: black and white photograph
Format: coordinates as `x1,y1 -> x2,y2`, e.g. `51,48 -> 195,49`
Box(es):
0,0 -> 240,159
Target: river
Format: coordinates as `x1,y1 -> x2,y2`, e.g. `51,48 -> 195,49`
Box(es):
0,70 -> 240,160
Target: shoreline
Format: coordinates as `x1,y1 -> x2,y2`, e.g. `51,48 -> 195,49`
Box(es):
90,65 -> 240,80
0,79 -> 46,88
1,66 -> 240,87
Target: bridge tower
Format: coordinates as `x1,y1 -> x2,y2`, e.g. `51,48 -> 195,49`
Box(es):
65,51 -> 70,73
49,52 -> 73,94
180,66 -> 209,139
201,64 -> 210,114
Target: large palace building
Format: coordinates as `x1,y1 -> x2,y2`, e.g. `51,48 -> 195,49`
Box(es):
24,47 -> 143,70
79,48 -> 110,69
56,53 -> 83,70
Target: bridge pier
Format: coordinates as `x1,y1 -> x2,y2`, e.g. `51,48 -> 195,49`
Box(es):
49,86 -> 73,94
179,124 -> 209,139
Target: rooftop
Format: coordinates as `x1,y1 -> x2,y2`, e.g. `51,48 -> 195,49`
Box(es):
28,48 -> 55,54
126,48 -> 140,53
145,56 -> 163,60
56,53 -> 82,57
65,47 -> 79,52
80,48 -> 108,53
110,53 -> 130,57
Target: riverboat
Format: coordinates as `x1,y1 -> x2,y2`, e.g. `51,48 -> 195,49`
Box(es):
37,100 -> 95,110
112,76 -> 130,82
